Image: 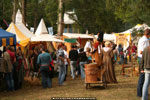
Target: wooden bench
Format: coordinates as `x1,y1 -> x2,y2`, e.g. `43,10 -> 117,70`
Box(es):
120,62 -> 139,77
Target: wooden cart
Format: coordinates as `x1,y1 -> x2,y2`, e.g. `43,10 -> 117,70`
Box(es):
84,63 -> 107,89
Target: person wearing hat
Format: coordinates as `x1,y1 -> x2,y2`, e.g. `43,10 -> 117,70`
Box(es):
100,41 -> 117,83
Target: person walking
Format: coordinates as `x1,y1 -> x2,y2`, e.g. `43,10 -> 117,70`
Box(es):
141,45 -> 150,100
37,46 -> 52,88
63,45 -> 69,81
69,45 -> 78,79
137,29 -> 150,97
31,47 -> 39,79
78,48 -> 87,79
56,44 -> 66,85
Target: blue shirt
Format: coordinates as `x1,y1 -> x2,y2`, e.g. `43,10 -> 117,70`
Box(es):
37,52 -> 52,66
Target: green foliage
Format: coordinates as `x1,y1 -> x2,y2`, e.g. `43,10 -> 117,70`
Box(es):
0,0 -> 13,29
1,0 -> 150,34
64,0 -> 126,33
26,0 -> 48,29
111,0 -> 150,26
44,0 -> 58,34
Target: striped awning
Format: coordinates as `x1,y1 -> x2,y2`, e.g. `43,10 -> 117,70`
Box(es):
7,23 -> 30,47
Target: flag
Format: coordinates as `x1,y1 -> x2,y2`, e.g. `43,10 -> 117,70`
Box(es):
48,27 -> 54,35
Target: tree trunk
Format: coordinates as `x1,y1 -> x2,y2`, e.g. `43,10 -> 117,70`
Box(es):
57,0 -> 64,36
33,1 -> 38,33
12,0 -> 17,23
22,0 -> 26,25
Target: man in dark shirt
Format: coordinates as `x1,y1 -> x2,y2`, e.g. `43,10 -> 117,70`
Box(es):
78,48 -> 87,79
69,45 -> 78,79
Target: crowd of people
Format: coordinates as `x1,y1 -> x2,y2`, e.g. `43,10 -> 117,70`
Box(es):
117,43 -> 137,65
0,39 -> 120,91
1,29 -> 150,100
0,46 -> 24,91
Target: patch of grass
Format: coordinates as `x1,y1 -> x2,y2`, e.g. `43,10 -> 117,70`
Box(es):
0,64 -> 141,100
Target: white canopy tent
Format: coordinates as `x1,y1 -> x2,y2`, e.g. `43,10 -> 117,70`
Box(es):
35,18 -> 48,35
31,34 -> 63,42
15,9 -> 35,38
122,24 -> 150,34
31,18 -> 63,42
15,9 -> 22,24
63,33 -> 94,39
6,23 -> 30,47
15,23 -> 35,38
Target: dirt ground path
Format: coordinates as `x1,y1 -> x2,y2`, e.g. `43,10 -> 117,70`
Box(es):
0,64 -> 142,100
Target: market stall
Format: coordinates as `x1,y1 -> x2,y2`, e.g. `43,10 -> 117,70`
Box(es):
6,23 -> 30,47
0,28 -> 16,46
63,33 -> 93,53
31,18 -> 63,52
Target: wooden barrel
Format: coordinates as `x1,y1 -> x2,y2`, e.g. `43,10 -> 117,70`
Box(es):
85,63 -> 98,83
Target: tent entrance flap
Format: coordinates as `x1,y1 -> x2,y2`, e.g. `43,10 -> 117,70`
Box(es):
64,38 -> 76,43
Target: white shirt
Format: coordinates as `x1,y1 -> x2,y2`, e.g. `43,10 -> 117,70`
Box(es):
144,69 -> 150,73
63,50 -> 68,65
138,36 -> 150,57
84,41 -> 92,52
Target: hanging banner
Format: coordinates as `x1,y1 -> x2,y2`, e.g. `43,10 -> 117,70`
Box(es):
48,27 -> 54,35
114,33 -> 131,50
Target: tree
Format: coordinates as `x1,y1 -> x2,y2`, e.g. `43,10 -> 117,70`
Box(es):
3,0 -> 148,34
26,0 -> 47,31
12,0 -> 17,23
45,0 -> 58,34
22,0 -> 27,25
0,0 -> 13,29
64,0 -> 126,33
110,0 -> 150,26
57,0 -> 64,36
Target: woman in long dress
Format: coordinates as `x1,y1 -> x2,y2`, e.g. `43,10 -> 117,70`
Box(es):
101,41 -> 117,83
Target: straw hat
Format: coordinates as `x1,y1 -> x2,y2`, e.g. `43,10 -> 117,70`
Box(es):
105,41 -> 111,47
